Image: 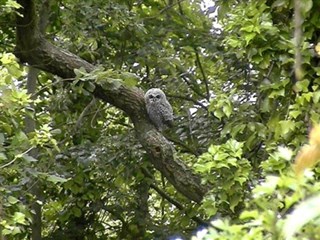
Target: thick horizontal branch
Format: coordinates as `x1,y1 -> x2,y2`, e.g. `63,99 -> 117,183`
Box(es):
15,0 -> 209,203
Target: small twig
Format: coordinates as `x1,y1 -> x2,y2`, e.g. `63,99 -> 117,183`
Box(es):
266,61 -> 275,79
75,97 -> 97,130
294,0 -> 303,81
187,108 -> 194,142
150,183 -> 207,225
33,77 -> 75,98
159,0 -> 186,14
194,48 -> 210,101
141,167 -> 207,225
166,94 -> 208,111
165,135 -> 200,156
177,0 -> 184,15
0,147 -> 33,169
166,94 -> 219,120
180,74 -> 207,99
90,100 -> 102,128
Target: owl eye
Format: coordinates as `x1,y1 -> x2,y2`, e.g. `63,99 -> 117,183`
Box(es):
155,95 -> 161,99
149,95 -> 154,99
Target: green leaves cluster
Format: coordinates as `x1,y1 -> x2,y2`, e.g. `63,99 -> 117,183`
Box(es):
0,53 -> 31,237
193,171 -> 320,240
195,140 -> 251,215
0,53 -> 29,161
0,0 -> 21,14
192,0 -> 320,239
74,66 -> 138,92
0,52 -> 65,238
3,0 -> 320,238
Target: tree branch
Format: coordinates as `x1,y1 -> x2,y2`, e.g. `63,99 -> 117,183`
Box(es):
194,48 -> 210,101
15,0 -> 209,203
166,94 -> 209,111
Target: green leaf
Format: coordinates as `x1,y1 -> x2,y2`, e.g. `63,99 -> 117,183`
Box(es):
0,152 -> 7,161
227,139 -> 243,153
121,72 -> 139,87
283,194 -> 320,239
84,81 -> 96,92
269,88 -> 285,98
214,152 -> 229,161
213,109 -> 224,120
211,219 -> 228,230
208,145 -> 218,155
277,146 -> 293,161
11,131 -> 29,146
244,32 -> 256,45
271,0 -> 287,8
295,79 -> 309,92
109,79 -> 123,90
50,128 -> 62,135
279,120 -> 295,136
253,176 -> 279,196
229,194 -> 241,212
313,91 -> 320,103
13,212 -> 27,225
240,210 -> 259,219
230,124 -> 246,138
8,196 -> 19,205
47,175 -> 68,183
22,154 -> 38,162
1,53 -> 15,64
194,163 -> 210,173
5,0 -> 22,10
3,226 -> 22,235
302,92 -> 313,102
284,192 -> 300,210
289,110 -> 301,119
73,207 -> 82,217
300,0 -> 313,16
240,25 -> 255,32
260,98 -> 271,112
74,67 -> 87,77
6,64 -> 22,78
202,196 -> 217,216
222,104 -> 232,118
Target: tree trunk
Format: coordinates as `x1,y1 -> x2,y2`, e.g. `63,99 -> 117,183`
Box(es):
23,1 -> 55,239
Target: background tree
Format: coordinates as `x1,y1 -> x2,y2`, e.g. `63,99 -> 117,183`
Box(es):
1,0 -> 320,239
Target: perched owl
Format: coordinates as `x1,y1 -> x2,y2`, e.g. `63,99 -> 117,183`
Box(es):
144,88 -> 174,131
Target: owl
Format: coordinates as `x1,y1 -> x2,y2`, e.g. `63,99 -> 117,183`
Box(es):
144,88 -> 174,131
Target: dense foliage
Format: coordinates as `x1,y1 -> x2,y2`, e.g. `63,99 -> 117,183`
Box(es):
1,0 -> 320,239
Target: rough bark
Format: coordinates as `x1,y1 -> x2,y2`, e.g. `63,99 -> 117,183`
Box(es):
132,177 -> 150,239
24,1 -> 55,239
15,0 -> 209,203
25,68 -> 42,240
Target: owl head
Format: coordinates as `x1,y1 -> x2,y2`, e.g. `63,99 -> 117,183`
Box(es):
144,88 -> 166,104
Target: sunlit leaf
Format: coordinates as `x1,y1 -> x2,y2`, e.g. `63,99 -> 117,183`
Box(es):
8,196 -> 19,205
47,175 -> 68,183
13,212 -> 27,225
22,154 -> 38,162
283,194 -> 320,239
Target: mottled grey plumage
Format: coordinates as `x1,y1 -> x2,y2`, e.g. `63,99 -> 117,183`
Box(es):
144,88 -> 174,131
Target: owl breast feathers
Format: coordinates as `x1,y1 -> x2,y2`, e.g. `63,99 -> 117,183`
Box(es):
144,88 -> 174,131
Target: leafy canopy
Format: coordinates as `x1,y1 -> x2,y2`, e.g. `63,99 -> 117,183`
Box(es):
1,0 -> 320,239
